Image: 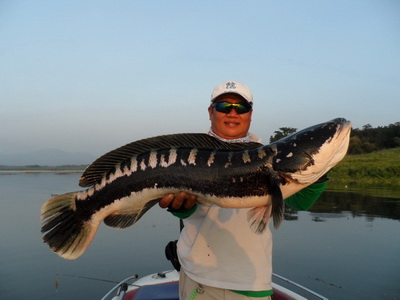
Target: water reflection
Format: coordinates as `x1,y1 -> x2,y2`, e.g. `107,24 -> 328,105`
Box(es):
1,173 -> 399,299
284,189 -> 400,222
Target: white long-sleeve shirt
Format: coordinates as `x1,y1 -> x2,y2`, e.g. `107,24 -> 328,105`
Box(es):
177,132 -> 273,291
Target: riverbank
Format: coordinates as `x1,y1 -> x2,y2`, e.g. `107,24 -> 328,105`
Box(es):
329,147 -> 400,187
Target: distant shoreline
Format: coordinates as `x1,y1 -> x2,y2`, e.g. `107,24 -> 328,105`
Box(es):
0,169 -> 84,174
0,164 -> 87,172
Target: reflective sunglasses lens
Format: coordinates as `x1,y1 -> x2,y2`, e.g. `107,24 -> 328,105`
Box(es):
235,103 -> 251,114
214,102 -> 251,114
214,102 -> 232,113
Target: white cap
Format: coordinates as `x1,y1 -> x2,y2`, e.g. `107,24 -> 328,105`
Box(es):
210,80 -> 253,104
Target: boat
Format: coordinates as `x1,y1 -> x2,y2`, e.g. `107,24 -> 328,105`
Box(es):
102,269 -> 328,300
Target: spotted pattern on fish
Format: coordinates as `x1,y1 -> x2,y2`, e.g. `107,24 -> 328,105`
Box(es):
188,149 -> 198,165
258,148 -> 268,159
224,152 -> 234,168
242,150 -> 251,163
148,150 -> 158,168
159,148 -> 178,168
207,150 -> 217,167
75,146 -> 277,217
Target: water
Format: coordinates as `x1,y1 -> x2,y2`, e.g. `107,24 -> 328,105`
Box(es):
0,172 -> 399,299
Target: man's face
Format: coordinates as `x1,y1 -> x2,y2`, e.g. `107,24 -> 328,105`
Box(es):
208,93 -> 253,140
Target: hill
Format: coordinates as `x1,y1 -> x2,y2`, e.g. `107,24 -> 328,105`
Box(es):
0,148 -> 97,167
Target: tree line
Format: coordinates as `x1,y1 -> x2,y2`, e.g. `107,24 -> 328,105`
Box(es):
270,122 -> 400,155
349,122 -> 400,154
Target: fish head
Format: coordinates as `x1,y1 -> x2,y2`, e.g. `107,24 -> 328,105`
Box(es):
272,118 -> 352,184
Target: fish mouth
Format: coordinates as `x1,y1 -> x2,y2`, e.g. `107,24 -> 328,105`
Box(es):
336,118 -> 352,152
333,118 -> 352,141
340,119 -> 352,135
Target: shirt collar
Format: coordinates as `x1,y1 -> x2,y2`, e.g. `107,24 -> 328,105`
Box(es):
207,128 -> 252,143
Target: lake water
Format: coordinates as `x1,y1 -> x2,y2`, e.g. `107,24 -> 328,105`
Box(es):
0,172 -> 399,299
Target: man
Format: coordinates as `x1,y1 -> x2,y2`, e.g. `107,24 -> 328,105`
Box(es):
159,80 -> 327,299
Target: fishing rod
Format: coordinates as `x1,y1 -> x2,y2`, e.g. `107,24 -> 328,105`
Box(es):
55,273 -> 135,288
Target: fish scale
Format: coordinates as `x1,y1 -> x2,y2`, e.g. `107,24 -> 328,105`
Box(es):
41,118 -> 352,259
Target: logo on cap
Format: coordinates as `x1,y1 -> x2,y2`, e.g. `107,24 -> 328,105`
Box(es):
225,81 -> 236,90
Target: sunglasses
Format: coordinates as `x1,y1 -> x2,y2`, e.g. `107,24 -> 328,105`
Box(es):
212,102 -> 252,114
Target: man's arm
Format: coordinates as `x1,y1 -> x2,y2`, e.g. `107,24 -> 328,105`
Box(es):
285,174 -> 329,210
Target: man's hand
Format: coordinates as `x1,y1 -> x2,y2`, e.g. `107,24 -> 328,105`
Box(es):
159,192 -> 197,211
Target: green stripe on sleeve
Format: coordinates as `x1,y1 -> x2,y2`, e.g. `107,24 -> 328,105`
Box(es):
231,289 -> 273,297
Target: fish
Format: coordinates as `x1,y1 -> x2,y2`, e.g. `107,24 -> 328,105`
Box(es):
41,117 -> 351,259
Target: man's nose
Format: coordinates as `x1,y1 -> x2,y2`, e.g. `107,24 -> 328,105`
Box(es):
226,107 -> 239,116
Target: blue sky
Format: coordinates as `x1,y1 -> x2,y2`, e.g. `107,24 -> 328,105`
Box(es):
1,0 -> 399,156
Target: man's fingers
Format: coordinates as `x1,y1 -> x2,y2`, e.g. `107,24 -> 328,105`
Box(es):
159,192 -> 197,210
159,193 -> 175,208
170,192 -> 187,209
184,194 -> 197,209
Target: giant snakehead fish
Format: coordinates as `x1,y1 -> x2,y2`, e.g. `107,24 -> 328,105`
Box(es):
41,117 -> 352,259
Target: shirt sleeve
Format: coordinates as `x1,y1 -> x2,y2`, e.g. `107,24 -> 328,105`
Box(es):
168,204 -> 198,219
284,181 -> 328,211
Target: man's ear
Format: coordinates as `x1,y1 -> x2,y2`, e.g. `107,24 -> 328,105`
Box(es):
249,109 -> 253,121
208,106 -> 213,120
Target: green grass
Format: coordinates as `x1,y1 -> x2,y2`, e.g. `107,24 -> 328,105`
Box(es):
329,148 -> 400,187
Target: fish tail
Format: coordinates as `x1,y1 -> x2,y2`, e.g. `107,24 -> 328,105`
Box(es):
41,192 -> 99,260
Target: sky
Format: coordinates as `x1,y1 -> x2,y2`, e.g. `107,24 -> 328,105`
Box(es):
1,0 -> 399,157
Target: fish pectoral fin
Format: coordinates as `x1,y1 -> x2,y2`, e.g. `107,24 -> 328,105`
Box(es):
268,174 -> 285,229
247,206 -> 271,234
247,175 -> 285,233
104,199 -> 160,229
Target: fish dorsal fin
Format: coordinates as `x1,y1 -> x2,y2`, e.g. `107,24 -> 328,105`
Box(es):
79,133 -> 262,187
